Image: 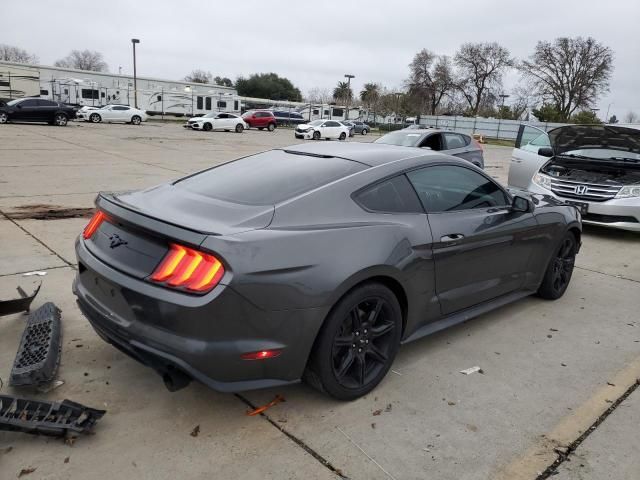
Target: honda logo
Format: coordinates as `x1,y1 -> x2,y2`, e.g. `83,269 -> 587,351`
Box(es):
574,185 -> 588,195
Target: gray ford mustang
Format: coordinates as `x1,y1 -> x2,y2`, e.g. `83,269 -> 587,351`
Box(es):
73,142 -> 581,400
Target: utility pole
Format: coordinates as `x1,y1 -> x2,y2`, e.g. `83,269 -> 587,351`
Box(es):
344,74 -> 355,120
131,38 -> 140,108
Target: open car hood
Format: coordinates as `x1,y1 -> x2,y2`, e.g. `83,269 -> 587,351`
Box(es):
548,125 -> 640,156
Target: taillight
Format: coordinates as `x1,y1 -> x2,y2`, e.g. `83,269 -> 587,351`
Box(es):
150,243 -> 225,293
83,211 -> 106,239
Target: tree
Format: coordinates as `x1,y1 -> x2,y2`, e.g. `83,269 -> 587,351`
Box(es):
214,76 -> 233,87
624,111 -> 638,123
454,42 -> 514,116
406,50 -> 454,115
54,50 -> 108,72
306,87 -> 332,104
531,104 -> 565,122
520,37 -> 613,121
608,115 -> 618,124
333,81 -> 353,104
235,73 -> 302,101
184,70 -> 213,83
570,110 -> 602,124
0,44 -> 38,64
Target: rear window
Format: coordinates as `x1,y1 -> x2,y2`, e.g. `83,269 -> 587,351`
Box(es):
176,150 -> 366,205
375,131 -> 422,147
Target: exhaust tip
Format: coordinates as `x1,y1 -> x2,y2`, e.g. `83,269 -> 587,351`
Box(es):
162,368 -> 191,392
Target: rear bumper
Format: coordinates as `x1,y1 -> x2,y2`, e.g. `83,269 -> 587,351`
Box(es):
73,238 -> 323,392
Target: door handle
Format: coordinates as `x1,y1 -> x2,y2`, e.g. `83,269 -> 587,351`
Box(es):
441,234 -> 465,242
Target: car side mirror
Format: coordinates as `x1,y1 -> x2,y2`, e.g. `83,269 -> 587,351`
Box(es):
512,195 -> 532,213
538,147 -> 554,157
16,104 -> 22,108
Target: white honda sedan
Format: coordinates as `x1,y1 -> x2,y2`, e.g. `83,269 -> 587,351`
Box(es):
185,112 -> 247,133
294,120 -> 351,140
88,105 -> 147,125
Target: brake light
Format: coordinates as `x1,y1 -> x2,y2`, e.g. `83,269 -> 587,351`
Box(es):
150,243 -> 225,293
83,211 -> 106,239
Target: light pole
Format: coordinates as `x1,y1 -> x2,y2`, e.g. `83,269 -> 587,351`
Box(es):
131,38 -> 140,108
499,94 -> 510,118
605,102 -> 614,123
344,74 -> 355,120
394,92 -> 402,128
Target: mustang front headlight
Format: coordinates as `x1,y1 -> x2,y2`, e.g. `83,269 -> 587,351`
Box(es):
532,173 -> 552,190
615,185 -> 640,199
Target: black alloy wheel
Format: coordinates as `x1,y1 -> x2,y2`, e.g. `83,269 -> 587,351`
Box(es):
235,123 -> 244,133
538,232 -> 577,299
305,283 -> 402,400
313,130 -> 321,140
203,122 -> 212,131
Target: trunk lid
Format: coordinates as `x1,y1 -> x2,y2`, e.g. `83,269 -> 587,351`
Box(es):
83,187 -> 273,280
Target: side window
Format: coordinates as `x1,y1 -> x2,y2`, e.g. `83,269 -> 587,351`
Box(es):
516,125 -> 550,152
217,100 -> 227,108
420,134 -> 443,151
325,121 -> 340,127
354,175 -> 423,214
196,96 -> 203,110
40,89 -> 49,96
20,99 -> 39,107
205,97 -> 212,110
37,100 -> 58,107
407,165 -> 509,212
234,100 -> 239,111
113,106 -> 129,111
443,133 -> 467,149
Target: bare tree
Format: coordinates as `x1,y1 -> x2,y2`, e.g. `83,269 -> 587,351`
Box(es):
624,111 -> 639,123
306,87 -> 332,104
0,44 -> 38,64
184,69 -> 213,84
454,42 -> 514,116
406,50 -> 454,115
520,37 -> 613,121
54,50 -> 108,72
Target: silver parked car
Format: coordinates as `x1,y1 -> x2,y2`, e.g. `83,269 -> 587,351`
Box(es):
515,124 -> 640,232
374,128 -> 484,168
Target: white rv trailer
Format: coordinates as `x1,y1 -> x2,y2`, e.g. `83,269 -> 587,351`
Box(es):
0,61 -> 239,117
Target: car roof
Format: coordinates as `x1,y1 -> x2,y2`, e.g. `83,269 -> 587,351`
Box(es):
277,142 -> 432,167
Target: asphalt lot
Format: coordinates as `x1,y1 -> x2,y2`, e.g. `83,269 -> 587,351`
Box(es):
0,122 -> 638,480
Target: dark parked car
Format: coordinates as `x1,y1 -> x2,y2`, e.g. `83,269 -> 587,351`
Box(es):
0,97 -> 76,126
241,110 -> 277,131
375,128 -> 484,168
272,110 -> 306,126
74,142 -> 581,400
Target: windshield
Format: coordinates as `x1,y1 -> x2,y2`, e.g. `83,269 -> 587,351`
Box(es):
375,131 -> 423,147
203,113 -> 217,118
6,99 -> 23,106
561,149 -> 640,161
309,120 -> 323,126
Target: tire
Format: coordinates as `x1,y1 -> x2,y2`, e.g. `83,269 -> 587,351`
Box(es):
54,113 -> 68,126
304,282 -> 402,400
203,122 -> 212,131
537,232 -> 578,300
362,129 -> 368,135
0,112 -> 8,124
235,123 -> 244,133
90,113 -> 101,123
339,132 -> 347,141
313,130 -> 321,140
131,115 -> 142,125
267,122 -> 276,132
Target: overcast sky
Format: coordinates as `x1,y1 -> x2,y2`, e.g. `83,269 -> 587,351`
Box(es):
5,0 -> 639,118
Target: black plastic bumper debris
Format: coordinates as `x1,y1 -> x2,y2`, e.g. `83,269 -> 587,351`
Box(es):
10,302 -> 62,386
0,395 -> 105,437
0,282 -> 41,317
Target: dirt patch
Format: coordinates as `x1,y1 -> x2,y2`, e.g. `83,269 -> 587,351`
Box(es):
5,204 -> 95,221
